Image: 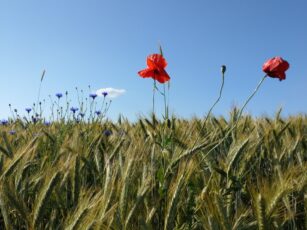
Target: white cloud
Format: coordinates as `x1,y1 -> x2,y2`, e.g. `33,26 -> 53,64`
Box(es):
96,87 -> 126,99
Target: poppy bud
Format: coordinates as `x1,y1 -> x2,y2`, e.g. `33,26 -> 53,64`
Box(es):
221,65 -> 226,75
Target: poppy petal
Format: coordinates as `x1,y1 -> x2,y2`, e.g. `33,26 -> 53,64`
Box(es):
147,54 -> 167,69
275,72 -> 286,81
279,61 -> 290,72
262,57 -> 289,81
154,68 -> 170,83
138,68 -> 154,78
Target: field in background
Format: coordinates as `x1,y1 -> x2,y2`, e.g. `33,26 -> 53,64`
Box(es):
0,110 -> 306,229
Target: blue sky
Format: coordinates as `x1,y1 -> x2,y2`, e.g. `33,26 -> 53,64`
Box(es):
0,0 -> 306,121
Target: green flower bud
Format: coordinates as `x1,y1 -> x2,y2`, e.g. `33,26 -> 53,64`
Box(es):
221,65 -> 226,75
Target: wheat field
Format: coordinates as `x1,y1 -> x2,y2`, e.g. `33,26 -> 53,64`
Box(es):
0,110 -> 306,229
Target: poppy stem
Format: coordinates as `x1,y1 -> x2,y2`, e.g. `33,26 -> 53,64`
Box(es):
185,70 -> 225,159
152,79 -> 156,115
201,74 -> 267,161
165,72 -> 269,178
163,84 -> 168,120
203,71 -> 225,126
167,81 -> 170,116
236,75 -> 267,119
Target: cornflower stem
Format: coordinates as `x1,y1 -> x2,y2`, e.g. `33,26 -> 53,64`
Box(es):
90,100 -> 94,120
9,104 -> 15,120
36,80 -> 43,113
96,97 -> 107,122
36,70 -> 45,114
56,98 -> 60,121
100,96 -> 106,112
201,74 -> 267,161
49,95 -> 55,122
105,100 -> 112,115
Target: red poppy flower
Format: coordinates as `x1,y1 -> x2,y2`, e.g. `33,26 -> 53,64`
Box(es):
262,57 -> 289,81
138,54 -> 170,83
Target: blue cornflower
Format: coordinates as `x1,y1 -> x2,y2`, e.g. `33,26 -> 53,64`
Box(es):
102,92 -> 108,97
95,110 -> 101,116
44,121 -> 51,126
32,116 -> 38,124
70,107 -> 79,113
89,93 -> 97,100
103,130 -> 112,137
79,112 -> 85,118
56,93 -> 63,99
25,108 -> 32,113
9,130 -> 16,135
1,119 -> 8,125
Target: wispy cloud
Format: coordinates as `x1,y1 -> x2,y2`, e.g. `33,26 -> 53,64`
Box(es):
96,87 -> 126,99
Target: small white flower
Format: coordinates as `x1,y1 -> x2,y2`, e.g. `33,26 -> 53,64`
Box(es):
96,87 -> 126,99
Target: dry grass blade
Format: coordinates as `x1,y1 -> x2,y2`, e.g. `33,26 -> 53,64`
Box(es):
0,145 -> 12,158
167,139 -> 216,174
304,194 -> 307,230
0,113 -> 305,228
1,132 -> 13,158
73,156 -> 80,206
164,172 -> 185,230
1,180 -> 30,227
32,171 -> 62,228
1,137 -> 38,180
226,138 -> 249,176
214,195 -> 231,230
0,182 -> 13,230
66,207 -> 89,230
109,138 -> 125,161
0,152 -> 24,180
124,179 -> 151,228
255,193 -> 267,230
119,159 -> 134,223
266,186 -> 288,218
